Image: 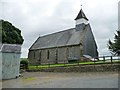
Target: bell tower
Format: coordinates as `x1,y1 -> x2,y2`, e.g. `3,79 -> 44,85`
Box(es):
75,6 -> 89,31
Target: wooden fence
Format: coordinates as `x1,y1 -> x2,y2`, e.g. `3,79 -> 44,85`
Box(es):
98,56 -> 120,62
26,56 -> 120,70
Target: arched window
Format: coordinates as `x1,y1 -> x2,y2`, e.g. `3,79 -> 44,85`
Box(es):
39,50 -> 41,64
33,51 -> 35,59
39,51 -> 41,59
55,48 -> 58,64
47,50 -> 50,59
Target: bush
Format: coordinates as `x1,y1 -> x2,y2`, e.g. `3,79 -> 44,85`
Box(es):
20,59 -> 29,69
68,59 -> 78,63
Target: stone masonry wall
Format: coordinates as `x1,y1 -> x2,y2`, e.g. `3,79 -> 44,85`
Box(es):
27,64 -> 120,72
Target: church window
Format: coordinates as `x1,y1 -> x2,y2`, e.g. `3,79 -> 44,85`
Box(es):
33,51 -> 35,59
47,50 -> 50,59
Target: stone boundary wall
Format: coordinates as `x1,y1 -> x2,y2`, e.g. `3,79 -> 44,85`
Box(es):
27,64 -> 120,72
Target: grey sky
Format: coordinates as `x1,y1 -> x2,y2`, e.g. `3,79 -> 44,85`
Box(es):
0,0 -> 119,58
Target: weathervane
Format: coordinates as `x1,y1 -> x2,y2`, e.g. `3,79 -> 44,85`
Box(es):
81,4 -> 82,9
81,4 -> 82,7
81,0 -> 83,9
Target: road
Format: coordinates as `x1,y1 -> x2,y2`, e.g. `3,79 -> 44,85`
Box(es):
2,72 -> 119,88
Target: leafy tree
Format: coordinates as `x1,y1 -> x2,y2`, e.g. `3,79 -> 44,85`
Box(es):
108,30 -> 120,56
0,20 -> 24,44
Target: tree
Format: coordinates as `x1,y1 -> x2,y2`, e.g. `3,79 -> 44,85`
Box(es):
0,20 -> 24,44
108,30 -> 120,56
0,20 -> 2,43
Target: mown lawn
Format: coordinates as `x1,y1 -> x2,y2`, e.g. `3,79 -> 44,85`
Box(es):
28,60 -> 120,70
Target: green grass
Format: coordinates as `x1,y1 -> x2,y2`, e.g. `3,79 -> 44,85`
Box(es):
21,58 -> 29,61
28,60 -> 120,70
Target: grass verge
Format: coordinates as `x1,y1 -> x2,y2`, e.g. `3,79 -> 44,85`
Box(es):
28,60 -> 120,70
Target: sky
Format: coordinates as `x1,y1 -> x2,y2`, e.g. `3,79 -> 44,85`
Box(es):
0,0 -> 119,58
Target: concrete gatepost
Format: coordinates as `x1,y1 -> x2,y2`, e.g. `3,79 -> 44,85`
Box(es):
0,44 -> 2,89
1,44 -> 21,80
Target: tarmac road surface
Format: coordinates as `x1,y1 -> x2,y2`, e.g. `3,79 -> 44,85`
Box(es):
2,72 -> 119,88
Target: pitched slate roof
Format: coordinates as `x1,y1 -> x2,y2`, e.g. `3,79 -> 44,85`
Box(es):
30,24 -> 91,50
75,9 -> 88,20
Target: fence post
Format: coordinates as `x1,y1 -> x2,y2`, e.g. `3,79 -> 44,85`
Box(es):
48,60 -> 50,68
36,61 -> 38,69
78,59 -> 79,66
37,64 -> 39,70
97,57 -> 99,61
103,56 -> 105,63
94,58 -> 95,64
110,56 -> 113,64
64,59 -> 65,66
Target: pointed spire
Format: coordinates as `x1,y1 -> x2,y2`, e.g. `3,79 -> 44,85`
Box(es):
75,8 -> 88,20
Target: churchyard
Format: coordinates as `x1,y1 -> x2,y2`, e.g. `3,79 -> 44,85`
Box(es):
21,56 -> 120,71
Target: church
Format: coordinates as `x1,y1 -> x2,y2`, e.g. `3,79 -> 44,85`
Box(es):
28,7 -> 98,65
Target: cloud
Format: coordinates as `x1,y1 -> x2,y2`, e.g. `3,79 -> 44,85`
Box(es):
118,1 -> 120,30
0,0 -> 119,58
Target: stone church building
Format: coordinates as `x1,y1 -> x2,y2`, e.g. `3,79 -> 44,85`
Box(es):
28,8 -> 98,65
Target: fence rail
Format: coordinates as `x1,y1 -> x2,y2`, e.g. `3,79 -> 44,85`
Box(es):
27,56 -> 120,70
